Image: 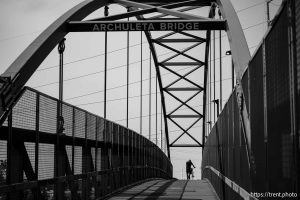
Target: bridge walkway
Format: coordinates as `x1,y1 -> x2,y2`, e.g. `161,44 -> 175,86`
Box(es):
108,179 -> 219,200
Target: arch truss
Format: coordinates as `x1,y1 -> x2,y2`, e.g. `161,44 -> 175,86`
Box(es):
0,0 -> 250,158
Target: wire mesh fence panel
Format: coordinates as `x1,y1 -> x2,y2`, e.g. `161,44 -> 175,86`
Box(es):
74,146 -> 82,175
241,69 -> 249,112
0,140 -> 7,186
38,143 -> 54,180
12,90 -> 36,131
87,114 -> 96,141
227,100 -> 233,182
24,142 -> 35,176
95,147 -> 101,172
297,0 -> 300,93
105,121 -> 112,143
249,46 -> 266,192
66,145 -> 73,172
39,95 -> 57,134
62,103 -> 73,137
265,4 -> 294,192
0,87 -> 172,199
91,147 -> 96,170
74,109 -> 86,139
202,3 -> 298,198
97,118 -> 105,142
232,94 -> 242,186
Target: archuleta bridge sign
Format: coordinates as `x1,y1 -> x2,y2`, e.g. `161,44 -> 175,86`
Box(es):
68,20 -> 226,32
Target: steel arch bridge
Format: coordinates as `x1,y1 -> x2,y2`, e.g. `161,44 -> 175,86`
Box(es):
0,0 -> 299,199
0,0 -> 250,158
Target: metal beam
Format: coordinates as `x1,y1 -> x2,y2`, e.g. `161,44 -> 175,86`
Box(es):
168,117 -> 202,146
168,115 -> 202,118
124,0 -> 212,7
114,0 -> 211,20
170,144 -> 203,147
156,38 -> 205,43
163,62 -> 201,66
68,19 -> 226,32
88,8 -> 157,21
0,0 -> 109,123
116,0 -> 212,7
202,12 -> 212,151
216,0 -> 251,79
160,42 -> 205,64
216,0 -> 252,169
90,0 -> 203,21
160,63 -> 203,89
154,40 -> 203,63
165,87 -> 202,91
132,10 -> 171,159
147,6 -> 202,20
164,89 -> 202,116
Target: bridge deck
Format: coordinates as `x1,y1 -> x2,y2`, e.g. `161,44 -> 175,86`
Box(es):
108,179 -> 219,200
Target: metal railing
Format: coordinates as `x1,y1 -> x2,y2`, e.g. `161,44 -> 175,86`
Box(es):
202,1 -> 298,198
0,87 -> 172,200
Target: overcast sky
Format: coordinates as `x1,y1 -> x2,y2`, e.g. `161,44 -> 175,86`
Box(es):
0,0 -> 282,180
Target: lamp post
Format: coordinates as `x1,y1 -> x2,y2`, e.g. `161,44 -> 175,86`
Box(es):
212,99 -> 220,118
226,50 -> 234,89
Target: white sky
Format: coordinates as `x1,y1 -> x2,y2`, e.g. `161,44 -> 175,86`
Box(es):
0,0 -> 282,180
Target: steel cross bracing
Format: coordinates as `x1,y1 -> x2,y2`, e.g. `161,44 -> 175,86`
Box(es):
153,31 -> 206,148
0,0 -> 227,159
0,0 -> 251,161
71,0 -> 224,156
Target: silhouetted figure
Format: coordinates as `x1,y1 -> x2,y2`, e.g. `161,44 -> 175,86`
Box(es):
186,159 -> 195,180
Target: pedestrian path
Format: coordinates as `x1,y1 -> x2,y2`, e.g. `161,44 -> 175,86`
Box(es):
107,179 -> 219,200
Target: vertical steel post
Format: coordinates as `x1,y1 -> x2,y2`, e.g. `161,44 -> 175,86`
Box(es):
56,39 -> 66,200
288,0 -> 299,192
103,7 -> 109,196
219,9 -> 223,110
58,39 -> 65,103
213,30 -> 216,124
72,108 -> 75,174
285,0 -> 298,191
232,59 -> 234,89
149,52 -> 152,140
104,6 -> 109,120
156,75 -> 158,145
35,94 -> 40,178
203,23 -> 211,146
161,107 -> 163,150
126,7 -> 130,128
95,118 -> 98,172
262,41 -> 269,191
266,0 -> 271,27
35,94 -> 40,199
140,31 -> 143,135
82,113 -> 88,200
209,35 -> 212,131
58,38 -> 65,135
7,109 -> 23,200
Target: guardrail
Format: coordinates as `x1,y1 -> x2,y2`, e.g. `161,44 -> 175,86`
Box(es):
202,1 -> 298,199
0,87 -> 172,200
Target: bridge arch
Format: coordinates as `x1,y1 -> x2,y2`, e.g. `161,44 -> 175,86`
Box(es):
0,0 -> 250,160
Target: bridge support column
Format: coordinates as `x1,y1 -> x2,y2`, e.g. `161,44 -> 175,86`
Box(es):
54,142 -> 66,200
100,120 -> 110,196
7,111 -> 23,200
82,146 -> 94,200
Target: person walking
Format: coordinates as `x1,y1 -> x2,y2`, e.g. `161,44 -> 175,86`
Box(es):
186,159 -> 195,180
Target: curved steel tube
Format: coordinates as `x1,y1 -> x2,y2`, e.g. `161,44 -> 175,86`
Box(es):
216,0 -> 251,79
2,0 -> 108,84
0,0 -> 252,162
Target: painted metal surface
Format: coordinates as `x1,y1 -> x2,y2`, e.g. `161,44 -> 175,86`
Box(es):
0,87 -> 172,199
